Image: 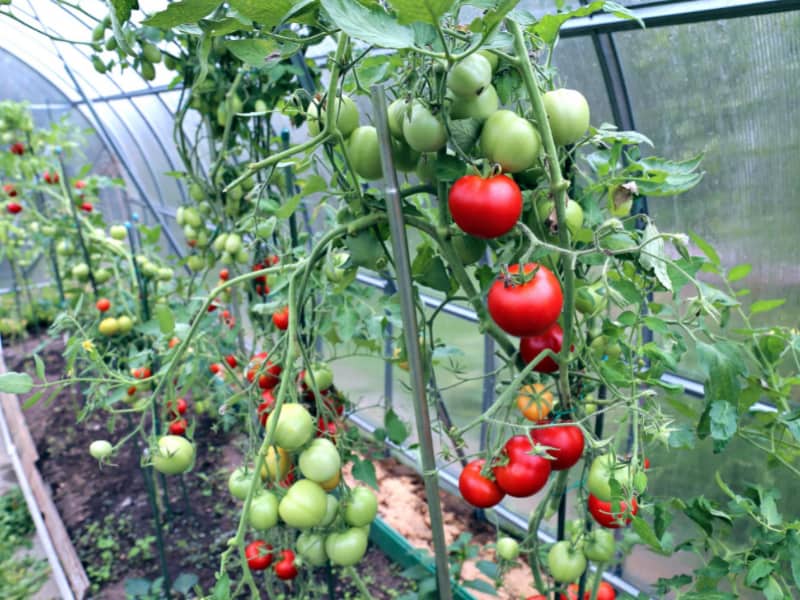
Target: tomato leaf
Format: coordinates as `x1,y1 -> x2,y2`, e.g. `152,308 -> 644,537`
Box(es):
639,222 -> 672,291
352,458 -> 378,489
411,244 -> 451,293
0,372 -> 33,394
384,409 -> 409,445
212,574 -> 230,600
223,39 -> 289,66
749,299 -> 786,315
143,0 -> 220,28
448,118 -> 481,154
321,0 -> 416,49
727,263 -> 751,282
155,304 -> 175,335
229,0 -> 293,27
386,0 -> 455,25
32,353 -> 45,381
21,390 -> 44,410
110,0 -> 137,24
201,16 -> 253,37
745,557 -> 774,588
632,516 -> 668,555
463,578 -> 496,594
687,231 -> 719,267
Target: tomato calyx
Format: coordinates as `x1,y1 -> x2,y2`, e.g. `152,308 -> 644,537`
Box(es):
500,262 -> 541,288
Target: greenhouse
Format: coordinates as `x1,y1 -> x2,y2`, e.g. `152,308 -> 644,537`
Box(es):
0,0 -> 798,598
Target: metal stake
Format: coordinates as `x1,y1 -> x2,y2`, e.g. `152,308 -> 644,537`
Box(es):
371,84 -> 453,600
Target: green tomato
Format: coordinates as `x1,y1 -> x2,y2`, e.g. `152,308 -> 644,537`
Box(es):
266,404 -> 314,451
415,153 -> 437,185
496,537 -> 520,561
590,335 -> 622,362
478,49 -> 499,73
324,251 -> 355,284
151,435 -> 195,475
537,198 -> 584,238
402,102 -> 447,153
542,88 -> 590,146
109,225 -> 127,240
325,528 -> 369,567
254,99 -> 268,113
587,454 -> 631,501
94,268 -> 112,284
141,42 -> 162,64
387,98 -> 409,140
583,529 -> 616,562
297,532 -> 328,566
89,440 -> 112,460
548,541 -> 587,583
347,126 -> 383,181
307,94 -> 359,137
343,487 -> 378,527
299,438 -> 341,483
224,233 -> 242,255
248,492 -> 279,531
183,207 -> 202,228
481,110 -> 540,173
140,61 -> 155,82
575,282 -> 607,316
320,494 -> 339,527
447,53 -> 492,97
117,315 -> 134,334
304,363 -> 334,391
392,139 -> 420,173
448,84 -> 498,121
72,263 -> 90,281
187,255 -> 205,271
278,480 -> 328,528
157,268 -> 173,282
228,467 -> 256,500
189,183 -> 204,201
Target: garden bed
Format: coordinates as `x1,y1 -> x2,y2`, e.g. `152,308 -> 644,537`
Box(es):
4,333 -> 536,599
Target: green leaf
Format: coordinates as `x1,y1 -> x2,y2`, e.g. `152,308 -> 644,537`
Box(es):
386,0 -> 454,25
727,263 -> 751,282
212,574 -> 230,600
384,409 -> 409,445
688,231 -> 720,267
352,458 -> 378,489
32,353 -> 45,381
750,299 -> 786,315
22,390 -> 45,410
448,118 -> 481,154
124,578 -> 152,596
143,0 -> 221,28
155,304 -> 175,335
529,1 -> 643,45
411,245 -> 451,292
745,557 -> 774,588
229,0 -> 293,27
201,17 -> 253,37
607,278 -> 643,306
787,531 -> 800,590
321,0 -> 416,49
173,573 -> 199,594
0,372 -> 33,394
639,222 -> 671,291
275,194 -> 304,219
632,516 -> 667,554
475,559 -> 498,579
696,340 -> 746,412
463,578 -> 496,594
110,0 -> 136,24
709,400 -> 737,442
762,577 -> 783,600
223,39 -> 281,66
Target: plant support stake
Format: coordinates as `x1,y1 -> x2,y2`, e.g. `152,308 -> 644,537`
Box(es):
370,84 -> 454,600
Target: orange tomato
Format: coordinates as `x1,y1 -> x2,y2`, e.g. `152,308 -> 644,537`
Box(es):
516,383 -> 554,421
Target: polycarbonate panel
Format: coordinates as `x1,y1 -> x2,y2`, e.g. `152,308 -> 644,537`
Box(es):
551,36 -> 615,126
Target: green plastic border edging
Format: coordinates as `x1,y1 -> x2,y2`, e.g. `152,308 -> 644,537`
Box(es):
369,516 -> 477,600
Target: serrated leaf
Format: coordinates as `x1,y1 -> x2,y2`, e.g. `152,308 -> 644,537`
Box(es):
632,516 -> 667,554
709,401 -> 737,441
386,0 -> 454,25
0,372 -> 33,394
640,222 -> 671,291
607,278 -> 643,306
531,1 -> 604,45
352,458 -> 378,489
223,39 -> 285,66
745,557 -> 774,588
727,264 -> 751,282
110,0 -> 136,24
750,299 -> 786,315
687,231 -> 719,266
475,559 -> 498,579
229,0 -> 293,26
591,124 -> 654,147
143,0 -> 220,28
321,0 -> 416,49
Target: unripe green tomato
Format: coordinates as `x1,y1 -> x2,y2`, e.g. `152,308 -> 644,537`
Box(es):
189,183 -> 204,201
176,206 -> 186,225
248,492 -> 279,530
278,480 -> 327,528
228,467 -> 256,500
542,88 -> 590,146
183,208 -> 202,228
140,60 -> 156,81
157,268 -> 173,282
105,37 -> 117,51
41,225 -> 57,236
216,103 -> 227,127
299,438 -> 341,483
72,263 -> 90,280
183,224 -> 197,240
451,234 -> 486,265
537,198 -> 584,237
415,153 -> 437,185
347,126 -> 383,181
447,53 -> 492,97
141,42 -> 162,64
230,94 -> 243,114
109,224 -> 127,240
325,528 -> 369,567
402,102 -> 447,153
195,230 -> 209,248
91,56 -> 107,74
478,49 -> 499,73
496,537 -> 520,561
220,252 -> 233,265
583,529 -> 616,562
254,99 -> 268,113
163,54 -> 176,70
117,315 -> 134,334
575,282 -> 607,316
224,233 -> 242,254
94,268 -> 112,284
98,317 -> 119,336
307,94 -> 359,137
92,23 -> 105,42
141,261 -> 159,278
198,202 -> 212,216
387,98 -> 409,140
152,435 -> 195,475
187,255 -> 205,271
481,110 -> 540,173
89,440 -> 112,459
343,487 -> 378,527
235,248 -> 249,264
320,494 -> 339,527
548,541 -> 587,583
297,532 -> 328,566
266,404 -> 314,451
240,175 -> 255,192
448,84 -> 498,121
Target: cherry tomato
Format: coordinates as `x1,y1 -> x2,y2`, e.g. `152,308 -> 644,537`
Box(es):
258,391 -> 275,426
166,398 -> 187,418
96,298 -> 111,312
43,171 -> 60,184
168,418 -> 187,436
493,435 -> 551,497
487,263 -> 563,337
588,493 -> 638,528
481,110 -> 541,173
531,422 -> 584,470
272,306 -> 289,330
80,202 -> 93,212
274,550 -> 299,580
219,268 -> 229,281
519,322 -> 565,373
245,540 -> 273,571
516,383 -> 554,421
459,459 -> 505,508
10,142 -> 25,155
225,355 -> 238,369
6,201 -> 22,214
89,440 -> 113,460
448,174 -> 522,239
496,537 -> 520,561
74,180 -> 87,190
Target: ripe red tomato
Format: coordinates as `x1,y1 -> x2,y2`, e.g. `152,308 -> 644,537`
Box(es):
4,184 -> 17,197
10,142 -> 25,155
487,263 -> 563,337
588,494 -> 638,528
132,367 -> 152,379
168,337 -> 180,349
80,202 -> 93,212
96,298 -> 111,312
247,353 -> 281,390
43,171 -> 60,184
6,202 -> 22,214
274,549 -> 299,580
520,322 -> 567,373
459,459 -> 505,508
74,180 -> 87,190
317,416 -> 338,440
225,354 -> 238,369
219,268 -> 229,281
272,306 -> 289,330
245,540 -> 273,571
168,419 -> 187,436
531,422 -> 584,470
258,391 -> 275,426
209,363 -> 223,375
127,385 -> 137,396
493,435 -> 552,497
448,174 -> 522,239
268,254 -> 280,266
167,398 -> 188,418
561,582 -> 616,600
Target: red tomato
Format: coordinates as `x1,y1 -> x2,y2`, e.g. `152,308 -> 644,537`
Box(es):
245,540 -> 273,571
272,306 -> 289,330
80,202 -> 93,212
168,419 -> 187,436
43,171 -> 60,184
562,582 -> 616,600
167,398 -> 188,418
317,417 -> 338,440
520,322 -> 568,373
531,422 -> 584,470
95,298 -> 111,312
527,596 -> 547,600
448,174 -> 522,239
258,391 -> 275,426
219,268 -> 229,281
459,459 -> 505,508
487,263 -> 563,337
210,363 -> 223,375
493,435 -> 552,497
588,494 -> 638,528
10,142 -> 25,155
268,255 -> 280,266
127,385 -> 137,396
225,354 -> 238,369
6,202 -> 22,214
74,180 -> 87,190
247,353 -> 281,390
168,337 -> 180,349
4,184 -> 17,197
274,549 -> 298,580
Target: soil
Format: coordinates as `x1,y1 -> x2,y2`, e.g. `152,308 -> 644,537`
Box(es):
4,334 -> 538,599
